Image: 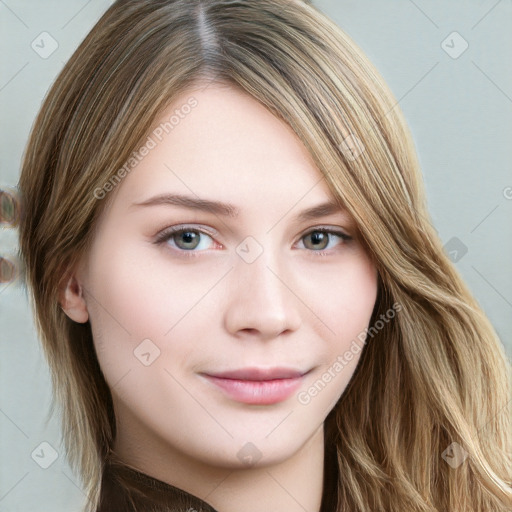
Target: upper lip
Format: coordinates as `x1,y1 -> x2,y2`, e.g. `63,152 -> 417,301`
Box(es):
203,367 -> 307,381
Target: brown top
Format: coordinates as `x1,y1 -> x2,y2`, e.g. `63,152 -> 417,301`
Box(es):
97,446 -> 338,512
97,454 -> 219,512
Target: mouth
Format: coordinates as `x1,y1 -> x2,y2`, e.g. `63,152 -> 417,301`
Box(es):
200,367 -> 309,405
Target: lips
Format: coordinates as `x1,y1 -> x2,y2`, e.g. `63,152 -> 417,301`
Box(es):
200,367 -> 308,405
207,367 -> 305,381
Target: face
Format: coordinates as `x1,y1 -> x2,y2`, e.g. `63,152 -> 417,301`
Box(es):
72,83 -> 378,471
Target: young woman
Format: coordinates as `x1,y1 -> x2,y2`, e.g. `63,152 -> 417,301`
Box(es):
17,0 -> 512,511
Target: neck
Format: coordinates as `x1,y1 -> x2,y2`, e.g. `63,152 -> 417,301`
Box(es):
113,418 -> 325,512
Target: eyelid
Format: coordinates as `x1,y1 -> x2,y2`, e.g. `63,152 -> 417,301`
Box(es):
301,225 -> 352,237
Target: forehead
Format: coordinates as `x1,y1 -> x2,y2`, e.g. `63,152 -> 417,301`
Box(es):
106,84 -> 341,215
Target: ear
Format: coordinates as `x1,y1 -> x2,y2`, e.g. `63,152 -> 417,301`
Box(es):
59,274 -> 89,323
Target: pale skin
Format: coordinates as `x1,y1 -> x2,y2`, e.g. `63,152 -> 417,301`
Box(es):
61,83 -> 378,512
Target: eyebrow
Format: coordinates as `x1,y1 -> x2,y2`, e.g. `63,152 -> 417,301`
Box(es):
130,193 -> 347,223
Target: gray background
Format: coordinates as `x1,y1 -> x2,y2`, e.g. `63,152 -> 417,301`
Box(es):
1,1 -> 511,510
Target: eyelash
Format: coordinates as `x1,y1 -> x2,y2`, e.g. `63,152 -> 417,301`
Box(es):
153,225 -> 352,258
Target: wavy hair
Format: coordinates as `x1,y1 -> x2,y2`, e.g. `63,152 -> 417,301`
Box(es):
17,0 -> 512,510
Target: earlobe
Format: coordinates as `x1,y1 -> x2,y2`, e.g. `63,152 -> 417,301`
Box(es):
59,275 -> 89,323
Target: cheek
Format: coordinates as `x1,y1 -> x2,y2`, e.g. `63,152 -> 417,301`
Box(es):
83,240 -> 224,383
303,253 -> 378,343
297,254 -> 378,405
86,239 -> 219,338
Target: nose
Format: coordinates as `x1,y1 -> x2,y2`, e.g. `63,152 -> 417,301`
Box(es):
223,252 -> 302,340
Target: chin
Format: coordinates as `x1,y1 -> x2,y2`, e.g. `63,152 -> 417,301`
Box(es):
197,423 -> 320,470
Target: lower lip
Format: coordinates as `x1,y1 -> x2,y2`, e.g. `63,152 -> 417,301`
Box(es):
202,375 -> 304,405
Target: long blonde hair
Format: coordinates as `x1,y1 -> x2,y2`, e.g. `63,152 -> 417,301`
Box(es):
18,0 -> 512,510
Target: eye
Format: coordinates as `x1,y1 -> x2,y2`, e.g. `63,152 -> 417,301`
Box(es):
154,226 -> 217,253
298,228 -> 352,255
154,225 -> 352,257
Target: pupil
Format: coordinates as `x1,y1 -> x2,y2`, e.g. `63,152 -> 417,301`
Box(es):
179,231 -> 199,249
312,232 -> 324,245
